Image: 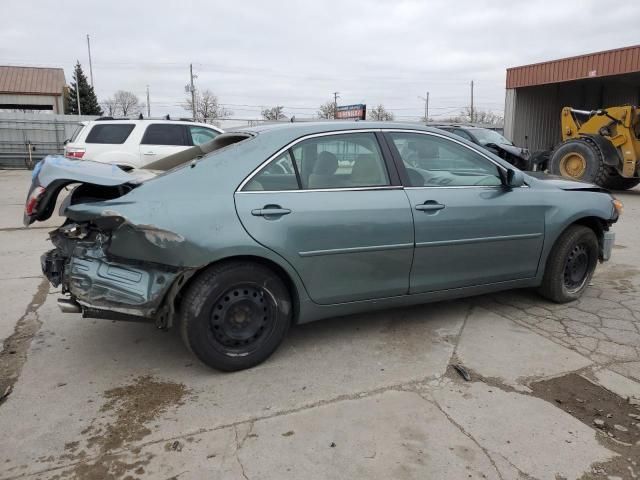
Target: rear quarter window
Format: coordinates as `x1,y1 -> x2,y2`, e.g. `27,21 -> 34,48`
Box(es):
85,124 -> 136,144
141,124 -> 189,146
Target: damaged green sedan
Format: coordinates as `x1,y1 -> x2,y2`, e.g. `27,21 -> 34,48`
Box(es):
25,122 -> 621,371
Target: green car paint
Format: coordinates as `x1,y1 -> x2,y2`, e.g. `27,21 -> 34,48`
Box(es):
31,122 -> 618,326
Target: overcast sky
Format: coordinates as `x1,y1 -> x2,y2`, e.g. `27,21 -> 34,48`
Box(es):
2,0 -> 639,125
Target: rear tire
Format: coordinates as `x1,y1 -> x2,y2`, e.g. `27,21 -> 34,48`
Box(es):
538,225 -> 599,303
180,261 -> 292,371
597,168 -> 640,191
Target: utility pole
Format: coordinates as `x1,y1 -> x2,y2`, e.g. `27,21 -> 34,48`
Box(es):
470,80 -> 474,124
419,92 -> 429,124
190,63 -> 197,121
86,34 -> 94,87
146,85 -> 151,118
333,91 -> 340,119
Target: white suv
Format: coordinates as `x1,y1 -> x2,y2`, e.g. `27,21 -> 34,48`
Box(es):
64,118 -> 223,169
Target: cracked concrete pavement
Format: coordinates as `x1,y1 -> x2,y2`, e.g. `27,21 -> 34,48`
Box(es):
1,169 -> 639,479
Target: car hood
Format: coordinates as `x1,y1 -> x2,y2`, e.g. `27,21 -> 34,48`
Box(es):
526,171 -> 609,192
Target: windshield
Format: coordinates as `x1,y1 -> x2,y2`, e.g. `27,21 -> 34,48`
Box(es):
470,129 -> 512,146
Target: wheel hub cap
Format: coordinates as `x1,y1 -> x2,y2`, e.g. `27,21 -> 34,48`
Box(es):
559,152 -> 587,179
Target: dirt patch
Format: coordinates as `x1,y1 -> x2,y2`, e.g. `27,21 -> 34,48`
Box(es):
597,265 -> 640,293
87,375 -> 189,452
531,373 -> 640,479
55,375 -> 190,479
0,276 -> 49,406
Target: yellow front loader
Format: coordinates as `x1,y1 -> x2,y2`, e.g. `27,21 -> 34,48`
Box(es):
549,105 -> 640,190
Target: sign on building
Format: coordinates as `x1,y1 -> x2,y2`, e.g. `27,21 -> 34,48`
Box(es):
336,104 -> 366,120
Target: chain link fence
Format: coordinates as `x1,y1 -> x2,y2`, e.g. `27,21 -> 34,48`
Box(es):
0,113 -> 97,169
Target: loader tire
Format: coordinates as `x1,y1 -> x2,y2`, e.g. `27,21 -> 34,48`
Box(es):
549,139 -> 604,184
597,168 -> 640,191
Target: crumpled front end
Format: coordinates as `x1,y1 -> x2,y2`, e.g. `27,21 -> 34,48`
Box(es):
42,221 -> 185,325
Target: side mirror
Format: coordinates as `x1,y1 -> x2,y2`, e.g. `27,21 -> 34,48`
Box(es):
505,168 -> 525,188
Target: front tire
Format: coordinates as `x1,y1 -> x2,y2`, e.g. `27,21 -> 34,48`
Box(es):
538,225 -> 599,303
180,261 -> 292,371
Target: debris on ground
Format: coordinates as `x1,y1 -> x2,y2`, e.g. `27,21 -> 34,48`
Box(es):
166,440 -> 183,452
452,364 -> 471,381
531,373 -> 640,479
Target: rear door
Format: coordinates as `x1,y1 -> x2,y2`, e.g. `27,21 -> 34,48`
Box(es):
139,124 -> 191,165
385,130 -> 545,293
234,131 -> 414,305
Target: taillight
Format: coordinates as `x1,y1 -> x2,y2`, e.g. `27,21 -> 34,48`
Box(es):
25,186 -> 46,216
65,147 -> 85,159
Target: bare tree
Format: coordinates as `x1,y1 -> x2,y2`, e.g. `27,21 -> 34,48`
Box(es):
367,104 -> 394,121
261,106 -> 286,121
184,89 -> 232,124
316,101 -> 337,119
440,107 -> 503,126
111,90 -> 143,117
101,97 -> 118,116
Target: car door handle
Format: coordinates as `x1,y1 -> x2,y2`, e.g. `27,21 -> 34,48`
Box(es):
143,151 -> 156,156
251,206 -> 292,217
415,201 -> 445,212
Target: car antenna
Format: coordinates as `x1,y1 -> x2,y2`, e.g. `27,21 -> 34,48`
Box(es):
138,113 -> 143,120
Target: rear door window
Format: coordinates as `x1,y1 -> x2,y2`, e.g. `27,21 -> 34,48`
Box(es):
141,124 -> 189,146
293,132 -> 389,189
85,124 -> 135,144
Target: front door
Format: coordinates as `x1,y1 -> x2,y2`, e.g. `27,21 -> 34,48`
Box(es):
385,131 -> 545,293
235,132 -> 414,305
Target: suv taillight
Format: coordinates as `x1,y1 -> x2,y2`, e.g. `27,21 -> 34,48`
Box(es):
25,186 -> 46,216
65,147 -> 85,159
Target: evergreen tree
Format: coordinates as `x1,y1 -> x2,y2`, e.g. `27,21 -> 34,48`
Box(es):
65,61 -> 102,115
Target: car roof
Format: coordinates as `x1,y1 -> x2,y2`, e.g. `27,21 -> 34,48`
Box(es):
84,118 -> 222,130
227,121 -> 450,145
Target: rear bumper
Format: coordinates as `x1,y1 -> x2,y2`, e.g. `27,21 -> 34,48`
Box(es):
41,247 -> 180,319
602,231 -> 615,261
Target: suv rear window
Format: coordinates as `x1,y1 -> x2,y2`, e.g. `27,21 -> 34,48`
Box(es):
141,124 -> 189,146
85,124 -> 135,144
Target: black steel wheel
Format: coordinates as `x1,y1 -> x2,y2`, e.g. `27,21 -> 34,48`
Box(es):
538,225 -> 599,303
209,285 -> 275,353
180,261 -> 292,371
563,242 -> 590,292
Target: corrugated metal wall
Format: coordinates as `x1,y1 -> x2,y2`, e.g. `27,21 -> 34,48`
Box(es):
506,45 -> 640,88
0,112 -> 97,168
504,76 -> 640,151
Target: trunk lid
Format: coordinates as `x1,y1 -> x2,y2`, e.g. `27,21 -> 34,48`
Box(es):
23,155 -> 152,226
